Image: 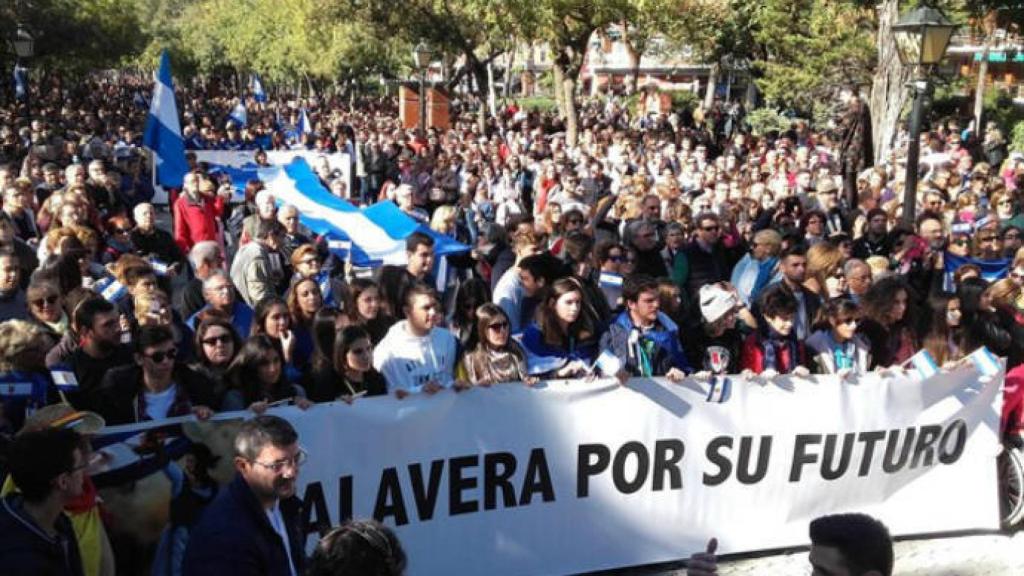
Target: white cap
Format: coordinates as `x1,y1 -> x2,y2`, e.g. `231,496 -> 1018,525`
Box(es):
699,284 -> 738,324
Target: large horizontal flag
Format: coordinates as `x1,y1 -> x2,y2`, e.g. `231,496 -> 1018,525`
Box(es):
211,158 -> 468,266
943,252 -> 1010,292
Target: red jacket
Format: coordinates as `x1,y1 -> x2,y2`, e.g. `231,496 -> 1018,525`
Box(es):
173,193 -> 224,255
741,332 -> 807,374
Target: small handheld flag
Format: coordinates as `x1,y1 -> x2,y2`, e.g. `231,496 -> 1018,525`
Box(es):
907,349 -> 940,379
229,99 -> 248,127
297,108 -> 312,137
252,74 -> 267,103
50,367 -> 79,391
94,277 -> 127,303
968,347 -> 1002,377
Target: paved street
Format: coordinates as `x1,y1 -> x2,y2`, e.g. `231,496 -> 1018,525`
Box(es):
589,530 -> 1024,575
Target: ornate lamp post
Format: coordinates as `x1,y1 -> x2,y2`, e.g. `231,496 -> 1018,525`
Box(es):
413,41 -> 433,137
893,5 -> 956,226
12,25 -> 34,118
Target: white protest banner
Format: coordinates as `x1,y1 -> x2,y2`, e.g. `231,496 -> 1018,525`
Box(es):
92,366 -> 1003,576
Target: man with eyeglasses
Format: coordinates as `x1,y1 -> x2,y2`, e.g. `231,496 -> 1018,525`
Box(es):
0,427 -> 87,576
184,415 -> 307,576
188,269 -> 253,337
93,324 -> 215,425
684,212 -> 740,308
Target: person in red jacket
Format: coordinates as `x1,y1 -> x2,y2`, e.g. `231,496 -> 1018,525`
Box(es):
741,283 -> 809,376
173,173 -> 226,255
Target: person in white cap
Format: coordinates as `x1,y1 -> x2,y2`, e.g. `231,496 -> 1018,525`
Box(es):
684,282 -> 754,375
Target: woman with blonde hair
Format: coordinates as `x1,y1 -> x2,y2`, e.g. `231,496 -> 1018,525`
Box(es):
805,241 -> 846,299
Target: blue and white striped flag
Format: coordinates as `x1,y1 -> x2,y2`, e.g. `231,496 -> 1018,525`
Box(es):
94,276 -> 128,303
907,349 -> 940,379
133,90 -> 148,109
297,108 -> 312,137
142,50 -> 189,189
229,98 -> 248,127
968,347 -> 1002,377
252,74 -> 267,103
13,64 -> 28,102
212,158 -> 468,267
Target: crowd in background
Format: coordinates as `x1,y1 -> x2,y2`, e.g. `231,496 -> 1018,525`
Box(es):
2,73 -> 1024,576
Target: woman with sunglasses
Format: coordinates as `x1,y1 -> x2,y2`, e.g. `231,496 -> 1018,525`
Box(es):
25,279 -> 69,337
807,298 -> 871,376
95,325 -> 216,425
222,335 -> 312,413
191,317 -> 241,405
460,304 -> 535,387
308,325 -> 387,402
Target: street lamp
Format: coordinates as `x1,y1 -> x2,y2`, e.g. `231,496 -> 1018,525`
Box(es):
12,25 -> 34,119
893,5 -> 956,226
413,41 -> 433,136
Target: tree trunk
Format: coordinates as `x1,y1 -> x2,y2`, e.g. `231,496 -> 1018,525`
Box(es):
487,61 -> 498,118
974,44 -> 990,132
625,43 -> 641,94
552,64 -> 567,120
869,0 -> 911,164
504,45 -> 515,99
704,61 -> 719,109
563,71 -> 579,146
473,63 -> 489,134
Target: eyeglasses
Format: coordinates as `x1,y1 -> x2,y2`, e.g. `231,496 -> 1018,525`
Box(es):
701,225 -> 720,232
251,447 -> 307,474
144,348 -> 178,363
488,321 -> 509,332
1006,233 -> 1021,241
31,295 -> 59,307
114,227 -> 132,234
980,236 -> 999,243
202,334 -> 232,346
952,239 -> 969,246
607,254 -> 623,262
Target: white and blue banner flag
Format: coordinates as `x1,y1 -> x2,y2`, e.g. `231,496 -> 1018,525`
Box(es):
142,51 -> 189,189
13,64 -> 28,102
251,74 -> 267,103
943,252 -> 1009,292
205,156 -> 467,266
297,108 -> 312,137
228,98 -> 247,126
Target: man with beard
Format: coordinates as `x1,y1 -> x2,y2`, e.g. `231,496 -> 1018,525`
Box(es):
46,296 -> 134,411
183,415 -> 306,576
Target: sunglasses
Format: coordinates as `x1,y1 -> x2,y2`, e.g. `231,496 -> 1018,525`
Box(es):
701,225 -> 720,232
488,321 -> 509,332
980,236 -> 999,243
838,318 -> 859,326
114,227 -> 132,234
202,334 -> 232,346
31,295 -> 59,307
952,238 -> 969,246
607,255 -> 624,262
145,348 -> 178,363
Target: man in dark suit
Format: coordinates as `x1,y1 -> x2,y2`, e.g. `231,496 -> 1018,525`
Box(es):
183,415 -> 306,576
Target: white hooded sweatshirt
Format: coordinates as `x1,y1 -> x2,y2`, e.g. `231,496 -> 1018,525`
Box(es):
372,320 -> 457,393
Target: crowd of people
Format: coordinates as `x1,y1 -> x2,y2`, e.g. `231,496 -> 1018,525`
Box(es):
1,71 -> 1024,575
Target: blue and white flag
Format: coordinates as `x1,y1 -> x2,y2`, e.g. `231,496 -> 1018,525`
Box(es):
142,51 -> 189,189
297,108 -> 312,137
968,346 -> 1002,377
252,74 -> 267,103
907,349 -> 939,379
94,276 -> 128,303
229,98 -> 248,127
211,158 -> 468,267
13,64 -> 28,102
943,252 -> 1010,292
133,90 -> 148,109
